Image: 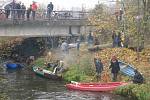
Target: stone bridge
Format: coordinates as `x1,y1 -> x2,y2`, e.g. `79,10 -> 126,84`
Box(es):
0,10 -> 92,37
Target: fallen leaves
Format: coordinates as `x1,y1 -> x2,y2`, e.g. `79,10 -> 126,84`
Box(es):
95,48 -> 150,82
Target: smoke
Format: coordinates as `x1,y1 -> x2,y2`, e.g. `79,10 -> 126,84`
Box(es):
52,48 -> 78,68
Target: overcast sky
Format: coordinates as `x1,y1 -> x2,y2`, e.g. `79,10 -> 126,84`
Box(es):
19,0 -> 99,10
0,0 -> 115,10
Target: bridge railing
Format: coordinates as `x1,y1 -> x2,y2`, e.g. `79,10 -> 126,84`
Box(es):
0,9 -> 90,21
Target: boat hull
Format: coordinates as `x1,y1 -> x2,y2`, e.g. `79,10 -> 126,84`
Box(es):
66,82 -> 128,92
119,61 -> 136,77
32,66 -> 62,80
5,63 -> 23,69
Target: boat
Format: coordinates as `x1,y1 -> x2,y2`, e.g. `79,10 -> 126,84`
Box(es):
119,60 -> 136,77
4,62 -> 24,69
68,43 -> 77,48
66,81 -> 128,92
32,66 -> 62,80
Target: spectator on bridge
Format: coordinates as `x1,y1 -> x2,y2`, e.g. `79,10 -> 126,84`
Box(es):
31,1 -> 38,20
26,5 -> 32,20
21,3 -> 26,19
16,1 -> 21,19
4,4 -> 11,18
47,2 -> 54,19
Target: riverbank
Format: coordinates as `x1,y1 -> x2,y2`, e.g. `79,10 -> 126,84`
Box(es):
87,47 -> 150,100
1,37 -> 149,99
0,58 -> 128,100
32,45 -> 150,100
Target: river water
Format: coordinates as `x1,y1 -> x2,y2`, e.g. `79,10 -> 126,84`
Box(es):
0,65 -> 128,100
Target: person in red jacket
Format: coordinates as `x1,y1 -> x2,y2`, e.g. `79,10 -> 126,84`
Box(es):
31,1 -> 37,20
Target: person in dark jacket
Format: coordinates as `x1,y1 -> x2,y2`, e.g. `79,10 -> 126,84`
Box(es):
118,32 -> 122,47
26,5 -> 32,20
4,4 -> 11,18
47,2 -> 54,19
132,70 -> 144,84
94,58 -> 103,81
87,32 -> 94,47
16,2 -> 21,19
112,31 -> 117,47
21,3 -> 26,19
109,56 -> 120,81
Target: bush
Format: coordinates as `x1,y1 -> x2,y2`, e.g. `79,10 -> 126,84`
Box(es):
34,58 -> 45,67
63,54 -> 95,82
114,84 -> 150,100
63,61 -> 94,82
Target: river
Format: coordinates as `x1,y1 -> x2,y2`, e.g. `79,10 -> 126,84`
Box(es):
0,64 -> 129,100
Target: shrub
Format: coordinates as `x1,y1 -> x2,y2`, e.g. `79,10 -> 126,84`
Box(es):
114,84 -> 150,100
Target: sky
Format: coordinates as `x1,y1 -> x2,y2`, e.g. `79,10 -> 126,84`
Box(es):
0,0 -> 115,10
19,0 -> 100,10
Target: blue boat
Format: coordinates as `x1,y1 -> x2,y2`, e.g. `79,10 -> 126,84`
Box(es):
5,63 -> 24,69
119,61 -> 136,77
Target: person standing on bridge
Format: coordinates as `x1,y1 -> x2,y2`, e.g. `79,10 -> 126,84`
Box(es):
21,3 -> 26,20
31,1 -> 38,20
4,4 -> 11,19
26,5 -> 32,20
16,1 -> 21,19
47,2 -> 54,19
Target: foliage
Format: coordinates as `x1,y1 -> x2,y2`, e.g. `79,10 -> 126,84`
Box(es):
114,84 -> 150,100
63,56 -> 95,82
88,0 -> 150,46
33,57 -> 46,67
88,3 -> 117,32
63,64 -> 88,82
0,93 -> 9,100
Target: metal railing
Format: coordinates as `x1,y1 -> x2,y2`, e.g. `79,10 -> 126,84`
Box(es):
0,9 -> 90,21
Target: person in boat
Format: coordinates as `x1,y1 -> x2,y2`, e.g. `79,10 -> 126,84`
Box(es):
109,56 -> 120,82
26,56 -> 35,65
52,60 -> 64,74
45,60 -> 59,70
94,57 -> 103,81
132,70 -> 144,84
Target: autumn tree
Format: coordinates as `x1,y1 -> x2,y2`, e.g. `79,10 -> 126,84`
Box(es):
88,3 -> 117,32
88,0 -> 150,47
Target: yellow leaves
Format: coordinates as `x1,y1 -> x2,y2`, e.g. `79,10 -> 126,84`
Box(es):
95,48 -> 150,69
94,48 -> 150,83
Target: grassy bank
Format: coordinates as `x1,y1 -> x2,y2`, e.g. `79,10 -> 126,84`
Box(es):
114,84 -> 150,100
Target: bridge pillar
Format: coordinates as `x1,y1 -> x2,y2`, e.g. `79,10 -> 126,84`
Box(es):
69,26 -> 72,35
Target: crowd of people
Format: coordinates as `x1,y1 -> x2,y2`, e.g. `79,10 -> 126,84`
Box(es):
3,1 -> 54,20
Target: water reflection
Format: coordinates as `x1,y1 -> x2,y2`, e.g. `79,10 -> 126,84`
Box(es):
0,66 -> 128,100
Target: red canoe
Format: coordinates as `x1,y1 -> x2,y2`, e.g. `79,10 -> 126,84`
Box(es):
66,81 -> 128,92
